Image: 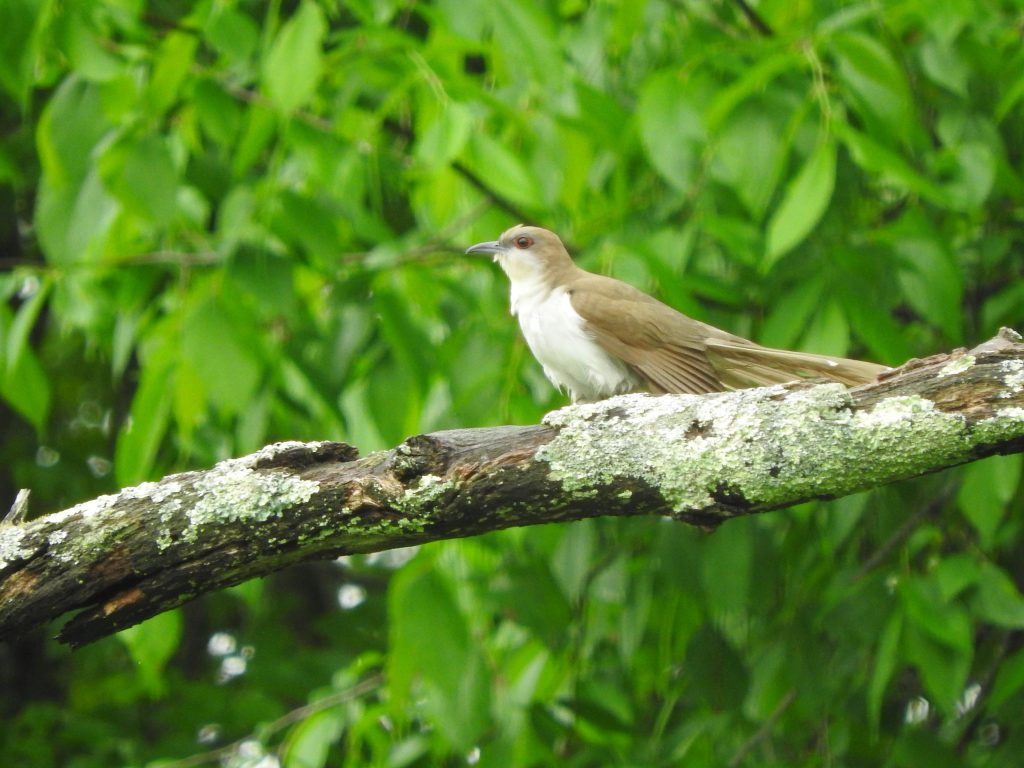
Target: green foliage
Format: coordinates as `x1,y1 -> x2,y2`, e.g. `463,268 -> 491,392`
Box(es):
2,0 -> 1024,766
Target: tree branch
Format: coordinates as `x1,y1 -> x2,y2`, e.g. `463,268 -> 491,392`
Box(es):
2,330 -> 1023,647
731,0 -> 774,37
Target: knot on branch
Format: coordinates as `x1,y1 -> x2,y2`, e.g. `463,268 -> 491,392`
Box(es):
391,434 -> 451,481
252,441 -> 358,470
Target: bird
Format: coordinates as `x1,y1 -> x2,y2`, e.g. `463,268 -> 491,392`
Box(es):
466,224 -> 887,403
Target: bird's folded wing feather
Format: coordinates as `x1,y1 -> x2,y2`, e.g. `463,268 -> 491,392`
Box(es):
566,271 -> 886,394
566,273 -> 728,394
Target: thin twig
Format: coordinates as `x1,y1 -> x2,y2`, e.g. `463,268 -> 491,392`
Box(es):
336,203 -> 491,267
159,673 -> 384,768
853,481 -> 955,581
2,490 -> 30,526
728,689 -> 796,767
731,0 -> 774,36
450,160 -> 534,224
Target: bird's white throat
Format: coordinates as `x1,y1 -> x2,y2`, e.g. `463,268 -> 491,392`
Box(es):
498,253 -> 640,402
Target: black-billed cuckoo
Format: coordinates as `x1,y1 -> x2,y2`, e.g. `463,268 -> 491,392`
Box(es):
467,225 -> 886,403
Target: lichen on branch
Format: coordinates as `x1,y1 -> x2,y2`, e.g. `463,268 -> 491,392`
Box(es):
1,329 -> 1022,646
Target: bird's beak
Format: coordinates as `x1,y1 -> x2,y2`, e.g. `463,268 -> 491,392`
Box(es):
465,240 -> 503,255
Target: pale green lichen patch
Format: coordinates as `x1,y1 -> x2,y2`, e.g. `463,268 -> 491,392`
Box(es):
36,492 -> 128,564
39,478 -> 194,558
32,479 -> 184,531
1000,360 -> 1024,396
391,475 -> 454,529
971,407 -> 1024,443
186,457 -> 320,533
938,355 -> 975,377
48,529 -> 67,545
538,385 -> 998,514
852,394 -> 939,427
126,480 -> 183,504
0,526 -> 33,570
45,492 -> 121,525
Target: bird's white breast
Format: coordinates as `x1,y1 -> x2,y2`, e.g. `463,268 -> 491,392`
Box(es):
507,269 -> 640,402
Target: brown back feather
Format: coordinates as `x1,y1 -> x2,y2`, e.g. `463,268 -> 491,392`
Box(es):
565,270 -> 884,395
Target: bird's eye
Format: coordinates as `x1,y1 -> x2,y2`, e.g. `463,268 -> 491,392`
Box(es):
514,236 -> 533,249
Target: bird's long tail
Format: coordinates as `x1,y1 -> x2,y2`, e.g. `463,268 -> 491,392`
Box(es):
705,339 -> 888,389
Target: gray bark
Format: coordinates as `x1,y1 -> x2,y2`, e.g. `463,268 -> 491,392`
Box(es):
2,329 -> 1023,647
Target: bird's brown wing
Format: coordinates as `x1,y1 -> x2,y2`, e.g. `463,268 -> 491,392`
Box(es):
566,271 -> 887,394
565,273 -> 729,395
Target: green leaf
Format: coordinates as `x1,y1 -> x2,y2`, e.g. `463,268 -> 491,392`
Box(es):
345,0 -> 402,26
98,134 -> 179,226
270,191 -> 344,267
372,284 -> 435,391
494,558 -> 573,646
890,227 -> 964,341
339,379 -> 387,452
386,736 -> 431,768
800,298 -> 850,357
0,302 -> 51,431
572,678 -> 635,734
115,353 -> 174,485
989,648 -> 1024,710
35,167 -> 120,264
36,77 -> 109,189
464,132 -> 542,209
147,31 -> 198,115
618,570 -> 653,662
489,0 -> 560,82
180,297 -> 262,415
822,491 -> 870,552
941,142 -> 996,211
261,0 -> 327,114
205,6 -> 260,64
282,709 -> 345,768
117,610 -> 183,698
5,275 -> 51,377
902,623 -> 971,713
900,576 -> 972,652
550,520 -> 596,603
54,6 -> 124,81
415,101 -> 473,168
706,52 -> 798,132
957,455 -> 1021,546
764,139 -> 837,268
995,68 -> 1024,123
919,37 -> 968,96
711,100 -> 789,219
835,121 -> 948,204
831,32 -> 916,147
971,563 -> 1024,629
868,612 -> 902,731
685,625 -> 749,710
700,519 -> 752,617
891,729 -> 961,768
172,360 -> 207,448
760,275 -> 827,349
388,562 -> 490,750
932,554 -> 981,601
637,71 -> 706,192
838,279 -> 915,364
193,78 -> 244,146
0,0 -> 45,109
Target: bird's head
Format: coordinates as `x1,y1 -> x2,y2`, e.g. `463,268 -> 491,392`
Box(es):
466,225 -> 572,284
